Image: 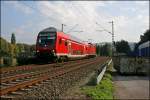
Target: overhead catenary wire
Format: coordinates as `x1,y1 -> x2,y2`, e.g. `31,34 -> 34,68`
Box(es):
67,24 -> 78,33
70,3 -> 92,31
96,22 -> 112,34
69,4 -> 98,42
22,2 -> 115,39
22,2 -> 108,32
71,3 -> 113,35
21,2 -> 63,25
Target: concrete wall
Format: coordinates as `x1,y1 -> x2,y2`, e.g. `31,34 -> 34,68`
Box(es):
113,57 -> 149,75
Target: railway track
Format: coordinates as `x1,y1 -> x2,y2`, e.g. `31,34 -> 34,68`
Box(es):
1,58 -> 93,78
1,58 -> 96,84
1,59 -> 91,73
1,57 -> 107,97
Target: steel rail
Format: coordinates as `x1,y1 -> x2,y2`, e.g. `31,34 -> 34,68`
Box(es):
0,58 -> 106,96
1,58 -> 93,74
1,58 -> 94,83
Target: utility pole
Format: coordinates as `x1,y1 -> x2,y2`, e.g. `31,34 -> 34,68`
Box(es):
96,21 -> 115,57
109,21 -> 114,57
62,24 -> 66,32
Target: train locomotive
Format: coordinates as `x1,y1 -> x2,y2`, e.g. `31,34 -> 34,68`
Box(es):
36,27 -> 96,62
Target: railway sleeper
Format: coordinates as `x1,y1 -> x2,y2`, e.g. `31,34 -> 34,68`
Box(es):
27,85 -> 36,88
10,81 -> 18,84
1,95 -> 16,99
15,79 -> 23,82
1,83 -> 13,86
10,91 -> 24,95
35,83 -> 41,86
20,88 -> 32,91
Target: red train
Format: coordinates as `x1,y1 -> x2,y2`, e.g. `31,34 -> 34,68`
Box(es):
36,27 -> 96,62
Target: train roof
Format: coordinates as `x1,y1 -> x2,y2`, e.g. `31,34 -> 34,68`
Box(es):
68,34 -> 85,44
40,27 -> 61,33
138,41 -> 150,49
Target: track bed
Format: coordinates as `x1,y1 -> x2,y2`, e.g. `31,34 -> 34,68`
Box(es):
1,57 -> 110,99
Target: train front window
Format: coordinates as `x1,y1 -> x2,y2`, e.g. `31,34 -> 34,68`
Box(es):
38,33 -> 56,46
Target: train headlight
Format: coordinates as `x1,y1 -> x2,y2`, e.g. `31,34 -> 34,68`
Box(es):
52,50 -> 55,53
52,49 -> 55,55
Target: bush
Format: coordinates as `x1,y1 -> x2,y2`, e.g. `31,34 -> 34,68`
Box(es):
3,57 -> 12,66
3,57 -> 17,67
17,56 -> 29,65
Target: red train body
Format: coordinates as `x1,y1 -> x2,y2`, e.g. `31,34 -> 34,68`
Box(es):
36,27 -> 96,61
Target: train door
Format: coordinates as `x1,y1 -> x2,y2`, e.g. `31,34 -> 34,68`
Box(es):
68,40 -> 71,55
83,45 -> 86,55
58,38 -> 63,53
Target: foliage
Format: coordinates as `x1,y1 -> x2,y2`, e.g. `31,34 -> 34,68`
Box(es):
130,29 -> 149,56
96,45 -> 100,55
96,43 -> 112,56
115,40 -> 131,54
16,43 -> 35,54
139,29 -> 150,44
0,36 -> 36,66
1,37 -> 35,56
81,72 -> 113,99
134,29 -> 150,51
0,37 -> 11,57
11,33 -> 16,44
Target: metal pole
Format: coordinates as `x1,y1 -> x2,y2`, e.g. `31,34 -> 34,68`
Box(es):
109,21 -> 114,57
62,24 -> 63,32
112,21 -> 114,57
96,21 -> 115,57
62,24 -> 66,32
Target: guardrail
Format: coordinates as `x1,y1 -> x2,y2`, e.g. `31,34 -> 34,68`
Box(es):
96,59 -> 112,84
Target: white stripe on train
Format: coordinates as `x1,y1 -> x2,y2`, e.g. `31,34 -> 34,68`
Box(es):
55,53 -> 96,57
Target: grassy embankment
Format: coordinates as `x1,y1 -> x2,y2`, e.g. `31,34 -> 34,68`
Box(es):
81,61 -> 114,99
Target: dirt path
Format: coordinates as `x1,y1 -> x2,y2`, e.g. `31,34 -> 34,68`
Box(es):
113,75 -> 149,99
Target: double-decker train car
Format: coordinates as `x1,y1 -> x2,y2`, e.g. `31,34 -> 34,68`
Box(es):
36,27 -> 96,62
130,41 -> 150,57
138,41 -> 150,57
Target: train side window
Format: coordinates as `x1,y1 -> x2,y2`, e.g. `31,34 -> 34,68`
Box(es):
59,38 -> 62,44
65,41 -> 67,46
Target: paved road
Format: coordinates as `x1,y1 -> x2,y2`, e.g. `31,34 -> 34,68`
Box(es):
113,75 -> 149,99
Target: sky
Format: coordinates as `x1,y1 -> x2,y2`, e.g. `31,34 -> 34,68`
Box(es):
1,1 -> 149,44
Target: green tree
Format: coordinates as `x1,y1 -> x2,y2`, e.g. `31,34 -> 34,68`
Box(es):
98,43 -> 111,56
11,33 -> 16,44
14,45 -> 19,57
17,43 -> 25,53
139,29 -> 150,44
96,44 -> 100,56
0,37 -> 11,57
30,44 -> 35,51
115,40 -> 131,54
10,33 -> 17,57
133,29 -> 150,53
23,44 -> 31,53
